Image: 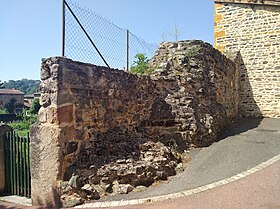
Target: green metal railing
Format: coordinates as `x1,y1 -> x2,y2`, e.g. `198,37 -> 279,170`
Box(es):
4,132 -> 31,198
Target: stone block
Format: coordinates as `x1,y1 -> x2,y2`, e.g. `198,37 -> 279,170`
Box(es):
214,14 -> 223,23
57,105 -> 73,125
30,124 -> 61,207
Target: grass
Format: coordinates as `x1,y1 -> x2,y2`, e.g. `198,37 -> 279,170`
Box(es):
8,114 -> 37,137
15,130 -> 29,137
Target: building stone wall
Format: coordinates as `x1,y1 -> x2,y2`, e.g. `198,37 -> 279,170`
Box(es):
24,93 -> 41,105
30,40 -> 240,207
215,0 -> 280,6
214,1 -> 280,117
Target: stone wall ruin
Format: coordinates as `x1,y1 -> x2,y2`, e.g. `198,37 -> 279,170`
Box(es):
30,40 -> 240,207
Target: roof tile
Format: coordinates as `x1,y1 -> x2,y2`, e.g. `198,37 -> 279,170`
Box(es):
0,89 -> 25,95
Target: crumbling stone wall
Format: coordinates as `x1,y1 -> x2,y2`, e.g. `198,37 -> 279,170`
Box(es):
149,41 -> 240,147
31,40 -> 240,207
214,0 -> 280,117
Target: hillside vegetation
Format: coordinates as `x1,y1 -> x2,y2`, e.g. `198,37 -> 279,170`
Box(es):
3,79 -> 40,94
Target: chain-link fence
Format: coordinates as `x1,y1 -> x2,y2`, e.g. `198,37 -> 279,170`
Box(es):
63,0 -> 158,70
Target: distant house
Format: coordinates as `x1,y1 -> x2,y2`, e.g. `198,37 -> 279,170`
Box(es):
24,101 -> 31,110
24,93 -> 41,105
0,89 -> 24,109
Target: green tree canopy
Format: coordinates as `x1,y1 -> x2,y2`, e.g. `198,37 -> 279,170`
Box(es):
5,98 -> 18,113
0,80 -> 4,89
3,79 -> 40,94
30,98 -> 41,114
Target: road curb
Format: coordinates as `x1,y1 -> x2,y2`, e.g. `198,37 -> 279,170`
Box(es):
75,153 -> 280,208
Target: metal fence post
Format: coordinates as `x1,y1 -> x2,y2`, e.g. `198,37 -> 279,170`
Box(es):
62,0 -> 65,57
126,30 -> 129,71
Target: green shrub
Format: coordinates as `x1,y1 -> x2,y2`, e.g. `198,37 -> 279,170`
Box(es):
185,46 -> 200,59
8,114 -> 38,135
0,108 -> 8,114
130,53 -> 154,75
30,98 -> 41,114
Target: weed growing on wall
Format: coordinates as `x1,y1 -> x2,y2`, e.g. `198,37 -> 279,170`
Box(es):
185,46 -> 200,59
130,53 -> 155,75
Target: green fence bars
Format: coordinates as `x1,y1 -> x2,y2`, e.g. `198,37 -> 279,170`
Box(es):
4,131 -> 31,198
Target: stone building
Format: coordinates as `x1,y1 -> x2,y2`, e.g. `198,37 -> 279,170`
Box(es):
214,0 -> 280,117
0,89 -> 24,109
24,92 -> 41,105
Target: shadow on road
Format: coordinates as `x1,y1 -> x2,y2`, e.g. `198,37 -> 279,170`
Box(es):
218,117 -> 263,140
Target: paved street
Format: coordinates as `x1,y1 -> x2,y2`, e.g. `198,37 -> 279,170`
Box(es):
110,159 -> 280,209
100,118 -> 280,201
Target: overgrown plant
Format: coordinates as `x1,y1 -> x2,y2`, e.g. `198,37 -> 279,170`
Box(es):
185,46 -> 200,59
130,53 -> 155,75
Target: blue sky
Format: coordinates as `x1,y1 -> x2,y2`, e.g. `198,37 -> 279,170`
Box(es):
0,0 -> 214,81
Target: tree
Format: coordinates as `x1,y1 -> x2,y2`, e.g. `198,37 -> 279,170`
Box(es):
130,53 -> 151,75
0,80 -> 4,89
5,98 -> 17,113
3,79 -> 40,94
30,98 -> 41,114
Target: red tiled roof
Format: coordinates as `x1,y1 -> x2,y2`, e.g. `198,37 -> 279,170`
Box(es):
0,89 -> 25,95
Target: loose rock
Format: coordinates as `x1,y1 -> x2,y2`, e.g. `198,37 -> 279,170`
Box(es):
61,193 -> 84,208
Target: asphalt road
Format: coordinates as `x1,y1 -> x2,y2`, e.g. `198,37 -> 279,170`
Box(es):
112,159 -> 280,209
2,156 -> 280,209
100,118 -> 280,201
